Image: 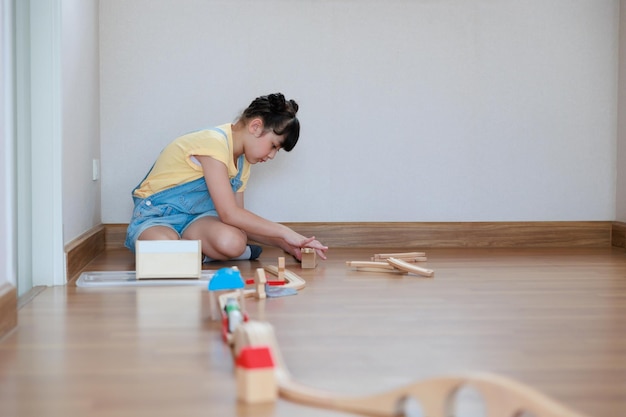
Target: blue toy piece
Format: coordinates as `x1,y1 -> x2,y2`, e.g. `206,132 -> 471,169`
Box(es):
208,267 -> 245,291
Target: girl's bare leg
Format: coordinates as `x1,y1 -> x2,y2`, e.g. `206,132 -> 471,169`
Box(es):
182,216 -> 247,261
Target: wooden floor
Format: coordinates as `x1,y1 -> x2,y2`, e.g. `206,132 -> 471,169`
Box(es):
1,246 -> 625,417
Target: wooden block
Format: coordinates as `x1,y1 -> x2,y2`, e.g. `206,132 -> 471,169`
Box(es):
135,240 -> 201,279
236,346 -> 277,404
254,268 -> 267,300
278,257 -> 285,282
301,248 -> 316,269
236,368 -> 277,403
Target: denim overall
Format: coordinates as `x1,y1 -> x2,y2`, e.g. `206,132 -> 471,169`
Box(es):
125,127 -> 244,252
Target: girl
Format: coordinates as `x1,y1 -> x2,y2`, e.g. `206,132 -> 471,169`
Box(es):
125,93 -> 328,262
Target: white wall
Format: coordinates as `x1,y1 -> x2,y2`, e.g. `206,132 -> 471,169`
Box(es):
618,0 -> 626,223
101,0 -> 619,223
62,0 -> 101,242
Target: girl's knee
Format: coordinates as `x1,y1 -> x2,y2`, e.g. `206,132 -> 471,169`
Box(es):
183,219 -> 246,259
138,226 -> 180,241
212,231 -> 247,259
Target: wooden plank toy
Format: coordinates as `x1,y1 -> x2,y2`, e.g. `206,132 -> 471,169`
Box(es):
386,257 -> 434,278
345,261 -> 404,273
372,251 -> 427,262
135,240 -> 201,279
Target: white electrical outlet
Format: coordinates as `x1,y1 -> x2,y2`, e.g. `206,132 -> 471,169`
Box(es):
92,158 -> 100,181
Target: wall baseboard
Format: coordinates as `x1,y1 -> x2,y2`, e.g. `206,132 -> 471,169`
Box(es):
65,225 -> 105,282
0,283 -> 17,340
104,221 -> 613,249
105,223 -> 128,251
612,222 -> 626,249
62,221 -> 618,283
282,221 -> 613,248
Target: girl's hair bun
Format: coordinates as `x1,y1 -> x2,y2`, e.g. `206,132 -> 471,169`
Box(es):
288,99 -> 299,114
268,93 -> 286,112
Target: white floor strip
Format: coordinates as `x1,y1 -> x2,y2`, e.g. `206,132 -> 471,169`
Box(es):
76,270 -> 215,288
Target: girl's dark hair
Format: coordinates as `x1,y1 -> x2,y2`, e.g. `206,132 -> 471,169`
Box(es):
241,93 -> 300,151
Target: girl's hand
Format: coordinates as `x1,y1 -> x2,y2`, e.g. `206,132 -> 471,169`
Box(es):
285,235 -> 328,261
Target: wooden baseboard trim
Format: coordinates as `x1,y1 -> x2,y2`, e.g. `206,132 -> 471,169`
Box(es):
65,225 -> 106,282
105,223 -> 128,250
612,221 -> 626,248
284,221 -> 612,248
0,283 -> 17,340
104,221 -> 612,249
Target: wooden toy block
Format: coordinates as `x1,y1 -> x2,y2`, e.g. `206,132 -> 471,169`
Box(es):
236,346 -> 277,404
301,248 -> 316,269
135,240 -> 201,279
278,257 -> 285,282
254,268 -> 267,299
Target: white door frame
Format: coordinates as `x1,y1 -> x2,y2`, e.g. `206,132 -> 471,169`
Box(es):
1,0 -> 17,290
16,0 -> 65,290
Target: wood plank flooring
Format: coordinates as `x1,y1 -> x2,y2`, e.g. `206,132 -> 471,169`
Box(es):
1,247 -> 625,417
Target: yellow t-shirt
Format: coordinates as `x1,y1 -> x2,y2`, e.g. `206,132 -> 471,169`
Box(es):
133,124 -> 250,198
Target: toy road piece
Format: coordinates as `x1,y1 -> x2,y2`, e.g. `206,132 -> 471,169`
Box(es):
387,257 -> 434,278
264,265 -> 306,291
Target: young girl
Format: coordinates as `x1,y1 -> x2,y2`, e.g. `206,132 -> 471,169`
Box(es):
125,93 -> 328,262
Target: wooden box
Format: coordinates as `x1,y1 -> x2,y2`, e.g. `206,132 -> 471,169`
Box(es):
135,240 -> 202,279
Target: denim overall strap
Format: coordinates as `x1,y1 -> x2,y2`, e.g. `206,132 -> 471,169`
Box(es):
131,162 -> 156,203
208,127 -> 245,192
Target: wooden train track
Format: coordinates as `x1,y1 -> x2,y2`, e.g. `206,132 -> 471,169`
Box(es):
225,254 -> 586,416
233,320 -> 588,417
